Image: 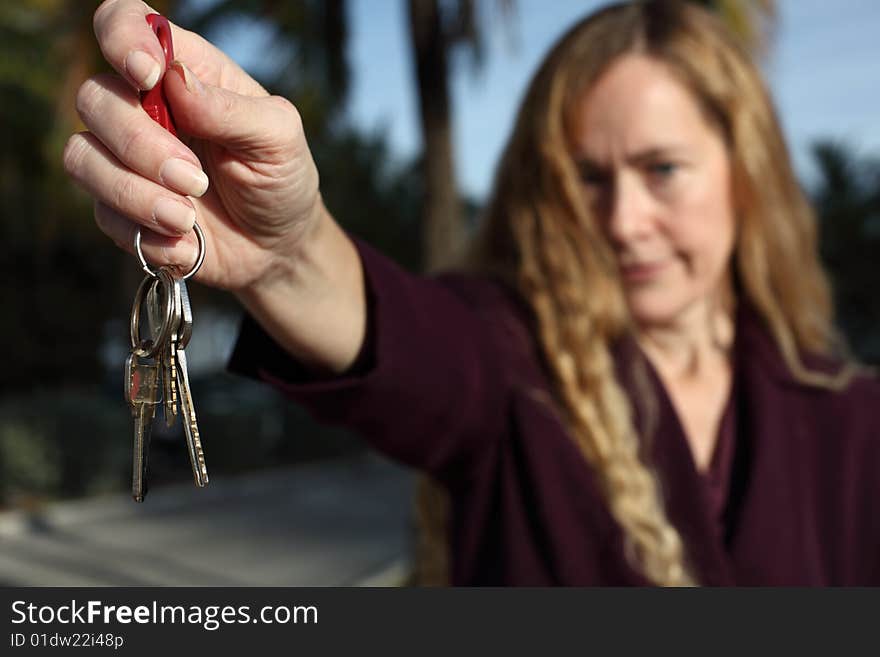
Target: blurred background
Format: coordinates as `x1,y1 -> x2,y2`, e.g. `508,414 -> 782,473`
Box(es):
0,0 -> 878,585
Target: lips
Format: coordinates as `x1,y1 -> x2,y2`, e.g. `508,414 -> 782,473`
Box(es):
619,259 -> 669,283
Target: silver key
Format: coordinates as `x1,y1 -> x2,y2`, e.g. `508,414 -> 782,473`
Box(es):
128,271 -> 171,502
170,274 -> 208,487
147,275 -> 179,427
125,351 -> 161,502
163,273 -> 181,427
145,279 -> 163,344
176,336 -> 208,487
177,273 -> 193,349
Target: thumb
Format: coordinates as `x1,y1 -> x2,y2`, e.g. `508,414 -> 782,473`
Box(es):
164,61 -> 293,149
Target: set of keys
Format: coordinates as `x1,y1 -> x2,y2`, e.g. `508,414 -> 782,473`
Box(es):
126,224 -> 208,502
124,12 -> 208,502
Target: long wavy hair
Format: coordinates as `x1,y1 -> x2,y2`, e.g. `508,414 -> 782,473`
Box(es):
441,0 -> 855,586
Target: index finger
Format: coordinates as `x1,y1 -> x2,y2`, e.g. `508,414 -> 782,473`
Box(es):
93,0 -> 168,90
93,0 -> 268,96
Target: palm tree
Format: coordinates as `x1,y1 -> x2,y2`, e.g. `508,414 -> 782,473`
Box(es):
691,0 -> 776,56
812,141 -> 880,363
405,0 -> 516,585
406,0 -> 513,269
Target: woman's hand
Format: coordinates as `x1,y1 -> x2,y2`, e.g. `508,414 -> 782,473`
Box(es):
64,0 -> 323,292
64,0 -> 366,373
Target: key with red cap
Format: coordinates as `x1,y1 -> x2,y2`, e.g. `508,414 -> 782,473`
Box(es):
140,13 -> 176,135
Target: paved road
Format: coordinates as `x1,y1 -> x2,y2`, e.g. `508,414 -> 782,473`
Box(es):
0,454 -> 415,586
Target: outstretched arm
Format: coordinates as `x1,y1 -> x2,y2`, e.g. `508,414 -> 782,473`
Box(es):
65,0 -> 366,374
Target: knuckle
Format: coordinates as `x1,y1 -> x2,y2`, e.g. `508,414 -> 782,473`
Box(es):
93,204 -> 107,229
121,220 -> 138,254
269,95 -> 300,124
94,204 -> 134,254
219,92 -> 238,122
75,77 -> 108,123
93,203 -> 115,234
114,227 -> 137,255
111,174 -> 139,213
62,133 -> 90,176
266,95 -> 303,142
116,124 -> 152,164
92,0 -> 121,38
268,94 -> 294,112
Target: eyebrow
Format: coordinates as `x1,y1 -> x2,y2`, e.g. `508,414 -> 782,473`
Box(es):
575,145 -> 689,169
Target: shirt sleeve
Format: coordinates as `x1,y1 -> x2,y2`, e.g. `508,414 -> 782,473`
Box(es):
227,236 -> 519,480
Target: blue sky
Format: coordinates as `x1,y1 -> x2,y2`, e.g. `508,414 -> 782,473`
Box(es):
215,0 -> 880,200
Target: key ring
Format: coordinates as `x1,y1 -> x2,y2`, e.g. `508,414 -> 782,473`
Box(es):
130,268 -> 175,358
134,221 -> 206,280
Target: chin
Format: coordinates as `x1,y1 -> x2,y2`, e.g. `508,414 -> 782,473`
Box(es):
624,289 -> 696,327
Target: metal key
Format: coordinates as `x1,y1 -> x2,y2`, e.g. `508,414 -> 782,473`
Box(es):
151,272 -> 181,427
169,274 -> 208,487
164,321 -> 179,427
146,276 -> 179,427
125,351 -> 161,502
127,271 -> 173,503
176,271 -> 193,349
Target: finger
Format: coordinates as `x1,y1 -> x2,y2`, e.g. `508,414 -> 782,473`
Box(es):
92,0 -> 268,96
165,61 -> 300,152
94,202 -> 200,272
93,0 -> 167,90
76,74 -> 208,198
63,132 -> 196,237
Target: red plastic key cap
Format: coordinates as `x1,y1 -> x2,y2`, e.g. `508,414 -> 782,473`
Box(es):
140,13 -> 177,136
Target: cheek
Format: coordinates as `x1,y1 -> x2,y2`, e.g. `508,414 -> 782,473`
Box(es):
668,175 -> 735,278
625,200 -> 734,324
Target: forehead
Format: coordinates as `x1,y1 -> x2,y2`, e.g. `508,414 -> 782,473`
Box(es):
570,54 -> 716,159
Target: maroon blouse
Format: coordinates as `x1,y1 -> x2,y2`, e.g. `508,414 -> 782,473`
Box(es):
229,237 -> 880,585
704,383 -> 736,540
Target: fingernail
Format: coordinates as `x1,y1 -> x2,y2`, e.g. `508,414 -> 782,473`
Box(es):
125,50 -> 161,90
153,197 -> 195,234
170,60 -> 204,94
160,158 -> 209,197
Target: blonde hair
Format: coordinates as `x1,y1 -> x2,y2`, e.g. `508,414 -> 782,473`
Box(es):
413,0 -> 857,587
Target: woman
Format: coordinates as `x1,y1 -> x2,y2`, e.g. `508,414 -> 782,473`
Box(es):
66,0 -> 880,585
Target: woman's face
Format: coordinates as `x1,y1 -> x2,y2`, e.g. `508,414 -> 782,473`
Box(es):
570,54 -> 735,328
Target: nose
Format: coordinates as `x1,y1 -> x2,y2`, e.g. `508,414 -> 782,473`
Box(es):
603,173 -> 654,247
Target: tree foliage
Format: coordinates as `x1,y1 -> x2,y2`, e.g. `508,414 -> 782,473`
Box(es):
812,141 -> 880,363
689,0 -> 776,56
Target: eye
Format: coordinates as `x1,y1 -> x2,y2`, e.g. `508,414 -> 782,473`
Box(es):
646,161 -> 678,180
578,165 -> 610,188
